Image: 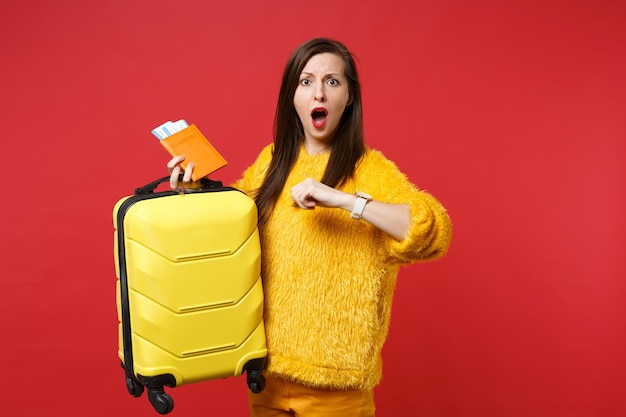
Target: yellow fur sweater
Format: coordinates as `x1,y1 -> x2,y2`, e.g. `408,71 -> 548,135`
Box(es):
232,144 -> 452,390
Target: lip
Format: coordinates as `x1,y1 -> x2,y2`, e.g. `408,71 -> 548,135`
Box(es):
311,107 -> 328,128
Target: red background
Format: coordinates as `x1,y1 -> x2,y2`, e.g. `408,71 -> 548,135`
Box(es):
2,1 -> 625,416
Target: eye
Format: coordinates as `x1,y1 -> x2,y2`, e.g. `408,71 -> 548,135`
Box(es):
300,78 -> 311,86
326,78 -> 339,86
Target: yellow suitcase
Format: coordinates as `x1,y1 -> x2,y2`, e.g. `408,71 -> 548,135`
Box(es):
113,176 -> 266,414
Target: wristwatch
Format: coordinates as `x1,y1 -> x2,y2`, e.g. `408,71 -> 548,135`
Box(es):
350,191 -> 372,220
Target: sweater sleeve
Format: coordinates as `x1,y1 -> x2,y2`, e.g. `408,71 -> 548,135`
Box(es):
358,149 -> 452,265
230,144 -> 273,196
387,186 -> 452,264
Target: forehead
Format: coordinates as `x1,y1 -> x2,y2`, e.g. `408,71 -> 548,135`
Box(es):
301,53 -> 345,75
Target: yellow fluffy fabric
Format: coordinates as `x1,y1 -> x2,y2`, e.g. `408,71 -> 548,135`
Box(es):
232,144 -> 452,390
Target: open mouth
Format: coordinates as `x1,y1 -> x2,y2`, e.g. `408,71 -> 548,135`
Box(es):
311,107 -> 328,128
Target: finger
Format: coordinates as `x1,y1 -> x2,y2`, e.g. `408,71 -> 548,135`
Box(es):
290,191 -> 305,209
302,200 -> 317,209
167,155 -> 185,174
303,193 -> 318,208
182,162 -> 194,183
291,190 -> 316,210
169,165 -> 181,190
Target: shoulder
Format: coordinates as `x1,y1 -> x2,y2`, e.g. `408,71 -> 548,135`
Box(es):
252,143 -> 274,165
232,143 -> 274,192
259,143 -> 275,159
353,146 -> 418,200
246,143 -> 274,172
358,147 -> 407,180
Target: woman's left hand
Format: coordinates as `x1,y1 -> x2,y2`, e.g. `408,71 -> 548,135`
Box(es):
290,178 -> 353,210
291,178 -> 412,241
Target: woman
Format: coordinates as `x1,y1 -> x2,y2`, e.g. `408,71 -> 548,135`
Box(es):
168,38 -> 452,417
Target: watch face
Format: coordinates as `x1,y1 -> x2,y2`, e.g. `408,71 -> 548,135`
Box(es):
356,191 -> 372,199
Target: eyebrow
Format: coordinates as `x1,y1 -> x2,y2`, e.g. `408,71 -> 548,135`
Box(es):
300,71 -> 344,78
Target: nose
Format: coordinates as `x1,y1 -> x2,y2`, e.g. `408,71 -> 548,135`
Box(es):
314,84 -> 326,102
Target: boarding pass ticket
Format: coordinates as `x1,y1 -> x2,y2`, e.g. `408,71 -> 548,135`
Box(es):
151,119 -> 189,140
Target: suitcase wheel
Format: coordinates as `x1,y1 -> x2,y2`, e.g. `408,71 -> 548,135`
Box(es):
121,363 -> 144,397
125,374 -> 144,397
247,369 -> 266,394
148,388 -> 174,415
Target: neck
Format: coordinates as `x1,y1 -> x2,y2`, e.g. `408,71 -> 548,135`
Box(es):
303,140 -> 332,156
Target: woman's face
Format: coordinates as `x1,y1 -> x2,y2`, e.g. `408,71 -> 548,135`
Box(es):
293,52 -> 351,148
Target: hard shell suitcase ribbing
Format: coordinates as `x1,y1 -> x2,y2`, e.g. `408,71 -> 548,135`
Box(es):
113,176 -> 267,414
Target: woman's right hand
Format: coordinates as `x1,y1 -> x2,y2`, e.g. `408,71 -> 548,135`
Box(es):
167,155 -> 195,190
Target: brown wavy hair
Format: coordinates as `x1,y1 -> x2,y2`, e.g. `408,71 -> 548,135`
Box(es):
255,38 -> 365,224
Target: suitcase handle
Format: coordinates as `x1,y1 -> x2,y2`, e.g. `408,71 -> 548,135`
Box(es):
135,175 -> 223,195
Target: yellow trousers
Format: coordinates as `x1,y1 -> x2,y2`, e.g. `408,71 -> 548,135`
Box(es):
248,375 -> 376,417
